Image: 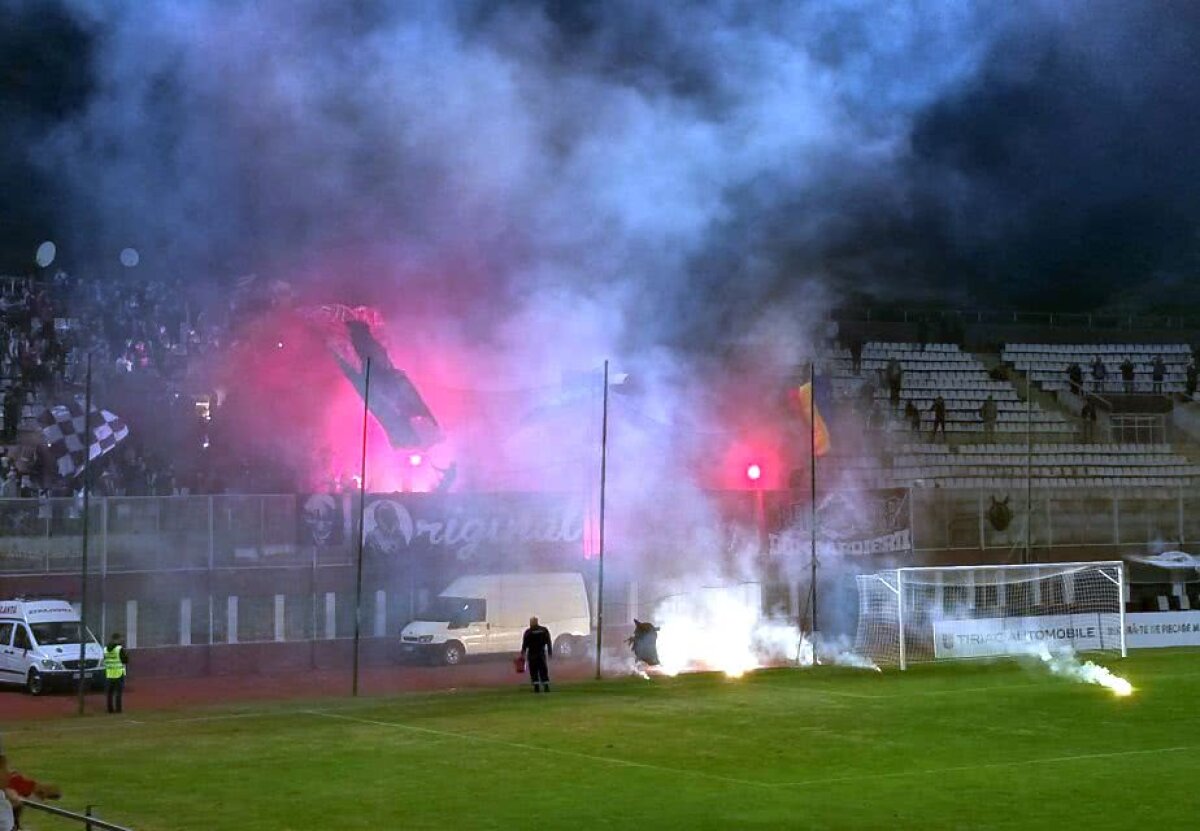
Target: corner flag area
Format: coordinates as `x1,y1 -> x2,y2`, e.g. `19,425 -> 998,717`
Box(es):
5,649 -> 1198,830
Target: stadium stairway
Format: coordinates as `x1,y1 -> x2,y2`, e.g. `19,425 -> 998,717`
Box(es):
827,341 -> 1076,444
994,354 -> 1085,438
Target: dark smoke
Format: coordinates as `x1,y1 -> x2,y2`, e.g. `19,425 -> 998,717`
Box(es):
4,1 -> 1198,322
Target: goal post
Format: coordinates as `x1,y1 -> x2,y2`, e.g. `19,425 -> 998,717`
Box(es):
855,562 -> 1127,669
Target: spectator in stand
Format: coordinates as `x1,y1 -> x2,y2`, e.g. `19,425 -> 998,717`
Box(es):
1081,399 -> 1098,442
1,386 -> 20,442
885,357 -> 903,413
1067,362 -> 1083,397
856,378 -> 875,417
1120,357 -> 1135,394
979,395 -> 998,442
904,400 -> 920,433
1187,360 -> 1198,399
1091,356 -> 1107,393
1152,355 -> 1166,395
847,336 -> 864,375
930,395 -> 947,440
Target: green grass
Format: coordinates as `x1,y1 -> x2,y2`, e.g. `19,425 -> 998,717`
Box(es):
6,649 -> 1200,830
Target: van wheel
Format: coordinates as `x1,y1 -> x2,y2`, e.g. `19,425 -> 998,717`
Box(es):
26,668 -> 44,696
555,635 -> 580,661
442,641 -> 465,666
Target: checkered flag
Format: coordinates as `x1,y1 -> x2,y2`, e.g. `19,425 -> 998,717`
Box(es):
38,398 -> 130,478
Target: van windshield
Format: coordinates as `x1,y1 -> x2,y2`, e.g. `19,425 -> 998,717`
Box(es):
416,597 -> 485,625
30,622 -> 98,646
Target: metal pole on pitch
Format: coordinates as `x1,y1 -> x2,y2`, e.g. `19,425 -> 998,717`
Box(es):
809,360 -> 818,637
1025,374 -> 1033,564
594,360 -> 610,681
351,358 -> 371,697
77,353 -> 93,716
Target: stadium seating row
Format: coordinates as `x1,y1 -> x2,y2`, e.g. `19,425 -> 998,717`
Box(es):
829,341 -> 1072,434
895,443 -> 1174,455
871,440 -> 1200,489
864,476 -> 1200,490
1003,343 -> 1190,355
1002,343 -> 1193,396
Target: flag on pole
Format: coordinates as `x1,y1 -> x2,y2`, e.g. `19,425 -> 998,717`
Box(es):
791,381 -> 831,457
38,399 -> 130,478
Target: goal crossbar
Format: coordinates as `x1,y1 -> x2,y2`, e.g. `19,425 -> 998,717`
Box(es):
896,560 -> 1125,575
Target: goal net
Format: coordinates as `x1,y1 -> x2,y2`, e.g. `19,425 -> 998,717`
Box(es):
854,562 -> 1126,669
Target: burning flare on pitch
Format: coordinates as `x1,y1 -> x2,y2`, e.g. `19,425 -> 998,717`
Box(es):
644,584 -> 881,678
1033,646 -> 1133,697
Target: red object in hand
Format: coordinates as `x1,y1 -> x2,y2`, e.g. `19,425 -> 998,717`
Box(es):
513,655 -> 526,674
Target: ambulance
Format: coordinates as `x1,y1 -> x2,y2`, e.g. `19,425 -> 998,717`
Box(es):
0,598 -> 105,695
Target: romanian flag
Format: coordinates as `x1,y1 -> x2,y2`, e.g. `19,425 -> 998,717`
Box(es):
791,381 -> 831,457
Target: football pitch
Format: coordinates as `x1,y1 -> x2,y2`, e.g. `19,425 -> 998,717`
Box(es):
6,649 -> 1199,830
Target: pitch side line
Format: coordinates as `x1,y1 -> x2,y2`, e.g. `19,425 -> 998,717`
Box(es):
307,709 -> 774,790
0,698 -> 413,735
771,745 -> 1197,788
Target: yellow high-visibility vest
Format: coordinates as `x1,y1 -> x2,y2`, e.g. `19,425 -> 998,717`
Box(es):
104,645 -> 126,679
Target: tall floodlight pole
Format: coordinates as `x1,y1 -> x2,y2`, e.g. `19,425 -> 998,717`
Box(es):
1025,374 -> 1033,565
809,361 -> 819,636
351,359 -> 372,697
76,353 -> 93,716
594,360 -> 610,681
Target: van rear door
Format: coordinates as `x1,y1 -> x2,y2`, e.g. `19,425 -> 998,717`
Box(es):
0,622 -> 20,685
487,577 -> 527,654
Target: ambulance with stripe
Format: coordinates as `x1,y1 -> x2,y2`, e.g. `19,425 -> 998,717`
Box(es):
0,598 -> 105,695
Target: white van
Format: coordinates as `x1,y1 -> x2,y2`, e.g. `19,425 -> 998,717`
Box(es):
0,599 -> 105,695
400,573 -> 591,666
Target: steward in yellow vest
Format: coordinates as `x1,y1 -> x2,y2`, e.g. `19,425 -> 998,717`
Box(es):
104,633 -> 128,714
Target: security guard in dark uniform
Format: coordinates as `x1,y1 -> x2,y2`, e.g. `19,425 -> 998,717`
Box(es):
520,617 -> 553,693
103,633 -> 129,714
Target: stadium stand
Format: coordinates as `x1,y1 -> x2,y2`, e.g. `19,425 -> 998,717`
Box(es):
1004,342 -> 1192,396
829,341 -> 1074,434
880,442 -> 1200,490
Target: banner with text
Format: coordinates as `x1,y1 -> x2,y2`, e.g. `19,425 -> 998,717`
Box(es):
775,488 -> 911,556
933,611 -> 1200,658
933,614 -> 1121,658
1122,611 -> 1200,649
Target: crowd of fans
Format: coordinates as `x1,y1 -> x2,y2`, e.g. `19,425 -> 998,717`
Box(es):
0,268 -> 268,499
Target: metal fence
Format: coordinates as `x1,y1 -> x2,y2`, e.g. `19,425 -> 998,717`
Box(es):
0,493 -> 590,654
832,306 -> 1200,332
22,800 -> 134,831
1,488 -> 1195,653
0,495 -> 351,576
909,485 -> 1200,554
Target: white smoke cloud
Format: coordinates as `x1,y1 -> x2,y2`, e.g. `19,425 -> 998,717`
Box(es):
1027,645 -> 1133,697
34,1 -> 1054,629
